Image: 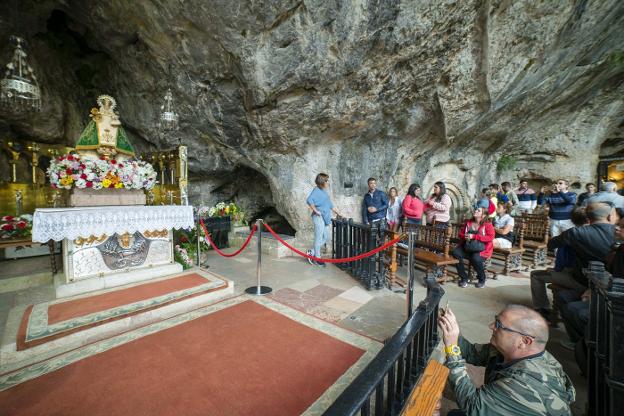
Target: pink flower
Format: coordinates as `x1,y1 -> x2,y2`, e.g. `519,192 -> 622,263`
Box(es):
1,224 -> 14,231
2,215 -> 14,221
16,221 -> 26,229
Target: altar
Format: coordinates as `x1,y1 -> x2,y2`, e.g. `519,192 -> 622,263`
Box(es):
32,205 -> 194,297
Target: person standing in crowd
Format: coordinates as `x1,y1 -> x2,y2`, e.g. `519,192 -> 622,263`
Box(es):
424,181 -> 452,226
492,202 -> 515,249
538,179 -> 577,237
438,305 -> 575,416
582,181 -> 624,209
452,205 -> 495,288
362,177 -> 388,225
490,183 -> 509,204
530,202 -> 615,322
516,179 -> 537,212
306,173 -> 342,268
386,187 -> 402,232
577,182 -> 596,206
501,182 -> 519,210
402,183 -> 424,225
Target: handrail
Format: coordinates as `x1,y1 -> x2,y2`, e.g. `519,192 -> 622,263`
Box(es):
323,278 -> 444,415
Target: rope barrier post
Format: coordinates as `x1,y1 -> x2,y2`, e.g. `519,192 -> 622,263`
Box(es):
407,231 -> 415,317
196,213 -> 201,267
245,219 -> 272,295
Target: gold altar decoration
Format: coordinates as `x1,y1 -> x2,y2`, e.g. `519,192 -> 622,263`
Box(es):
0,138 -> 73,216
143,229 -> 168,239
139,145 -> 188,206
73,234 -> 108,248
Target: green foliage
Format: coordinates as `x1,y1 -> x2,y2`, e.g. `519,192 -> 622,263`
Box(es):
496,154 -> 517,174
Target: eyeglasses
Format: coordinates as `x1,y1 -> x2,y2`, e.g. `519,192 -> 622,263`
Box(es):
494,317 -> 538,339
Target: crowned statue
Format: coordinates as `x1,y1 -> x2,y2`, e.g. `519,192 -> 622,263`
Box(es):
75,95 -> 135,159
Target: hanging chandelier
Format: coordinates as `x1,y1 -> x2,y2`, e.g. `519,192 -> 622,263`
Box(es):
159,88 -> 179,131
0,36 -> 42,113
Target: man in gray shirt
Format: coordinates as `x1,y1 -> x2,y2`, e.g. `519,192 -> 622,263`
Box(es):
582,182 -> 624,210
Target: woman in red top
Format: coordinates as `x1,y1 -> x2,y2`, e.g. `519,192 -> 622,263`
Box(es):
451,205 -> 495,288
402,183 -> 424,225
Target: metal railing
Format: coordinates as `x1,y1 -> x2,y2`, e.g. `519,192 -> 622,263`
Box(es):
324,229 -> 444,415
586,261 -> 624,416
332,218 -> 385,290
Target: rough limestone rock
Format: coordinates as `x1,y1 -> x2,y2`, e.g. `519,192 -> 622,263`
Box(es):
1,0 -> 623,237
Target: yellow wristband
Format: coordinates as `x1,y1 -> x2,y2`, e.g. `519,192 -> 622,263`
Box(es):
445,344 -> 461,356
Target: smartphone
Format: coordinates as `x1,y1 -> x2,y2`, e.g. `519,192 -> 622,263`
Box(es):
440,300 -> 449,316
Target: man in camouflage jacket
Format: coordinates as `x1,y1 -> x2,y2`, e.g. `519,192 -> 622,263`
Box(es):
438,304 -> 576,415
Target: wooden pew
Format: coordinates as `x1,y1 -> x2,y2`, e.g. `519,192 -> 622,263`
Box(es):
446,222 -> 494,281
400,360 -> 450,416
491,217 -> 526,276
513,213 -> 550,269
394,223 -> 459,284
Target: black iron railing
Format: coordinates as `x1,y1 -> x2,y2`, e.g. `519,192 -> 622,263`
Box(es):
201,215 -> 231,249
586,261 -> 624,416
332,218 -> 385,290
323,264 -> 444,415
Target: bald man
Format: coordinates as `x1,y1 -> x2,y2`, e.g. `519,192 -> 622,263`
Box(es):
439,305 -> 575,416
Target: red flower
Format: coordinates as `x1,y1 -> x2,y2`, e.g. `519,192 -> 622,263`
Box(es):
2,215 -> 14,221
67,154 -> 74,161
119,164 -> 124,168
179,235 -> 189,243
80,173 -> 87,179
111,159 -> 117,164
65,168 -> 73,175
80,164 -> 86,169
16,221 -> 26,229
100,155 -> 106,160
86,181 -> 93,188
1,224 -> 14,231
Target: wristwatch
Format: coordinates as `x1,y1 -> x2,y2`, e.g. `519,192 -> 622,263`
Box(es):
445,344 -> 461,357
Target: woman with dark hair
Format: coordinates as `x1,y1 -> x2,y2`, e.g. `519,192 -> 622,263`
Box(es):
452,206 -> 495,288
424,181 -> 452,226
402,183 -> 424,225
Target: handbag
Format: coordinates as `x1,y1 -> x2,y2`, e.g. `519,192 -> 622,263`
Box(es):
464,239 -> 485,253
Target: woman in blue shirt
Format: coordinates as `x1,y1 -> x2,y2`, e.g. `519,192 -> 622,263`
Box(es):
306,173 -> 342,267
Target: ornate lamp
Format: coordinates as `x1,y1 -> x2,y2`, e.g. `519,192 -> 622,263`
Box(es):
158,88 -> 179,131
1,36 -> 42,113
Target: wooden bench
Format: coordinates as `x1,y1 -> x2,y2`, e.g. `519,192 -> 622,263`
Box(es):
400,359 -> 449,416
0,238 -> 59,274
513,213 -> 549,269
446,223 -> 494,281
393,223 -> 459,284
490,217 -> 526,276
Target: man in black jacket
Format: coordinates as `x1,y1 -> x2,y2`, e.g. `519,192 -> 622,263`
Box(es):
530,202 -> 615,320
362,177 -> 389,225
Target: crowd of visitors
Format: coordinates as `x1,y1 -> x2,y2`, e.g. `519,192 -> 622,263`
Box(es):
304,174 -> 624,415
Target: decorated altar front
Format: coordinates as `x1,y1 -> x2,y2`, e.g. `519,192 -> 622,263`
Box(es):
32,205 -> 193,297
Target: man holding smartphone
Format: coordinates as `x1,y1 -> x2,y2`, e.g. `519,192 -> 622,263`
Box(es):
538,179 -> 577,237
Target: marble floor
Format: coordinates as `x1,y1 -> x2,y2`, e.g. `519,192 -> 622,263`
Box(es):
0,247 -> 588,415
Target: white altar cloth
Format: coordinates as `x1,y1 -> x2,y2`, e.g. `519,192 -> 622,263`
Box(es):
32,205 -> 194,242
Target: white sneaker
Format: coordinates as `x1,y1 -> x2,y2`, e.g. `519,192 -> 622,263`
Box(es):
306,250 -> 314,265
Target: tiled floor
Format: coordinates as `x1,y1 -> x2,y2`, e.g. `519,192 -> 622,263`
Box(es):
0,248 -> 587,415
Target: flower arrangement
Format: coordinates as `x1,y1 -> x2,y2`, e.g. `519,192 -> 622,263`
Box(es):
1,214 -> 33,240
174,244 -> 193,269
196,201 -> 246,224
47,153 -> 157,190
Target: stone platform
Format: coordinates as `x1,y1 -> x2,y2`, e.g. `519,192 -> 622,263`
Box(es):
229,228 -> 297,258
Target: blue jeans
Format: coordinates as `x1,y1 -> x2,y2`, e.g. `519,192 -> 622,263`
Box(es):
406,218 -> 421,225
313,214 -> 329,257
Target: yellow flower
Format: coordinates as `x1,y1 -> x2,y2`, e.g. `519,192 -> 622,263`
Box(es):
225,206 -> 230,214
60,176 -> 74,186
102,179 -> 112,188
115,182 -> 123,189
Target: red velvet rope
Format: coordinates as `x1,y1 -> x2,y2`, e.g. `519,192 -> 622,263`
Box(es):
262,222 -> 403,263
200,219 -> 257,257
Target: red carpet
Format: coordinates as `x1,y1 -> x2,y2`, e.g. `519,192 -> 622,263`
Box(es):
48,273 -> 208,324
17,273 -> 228,350
2,300 -> 365,415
